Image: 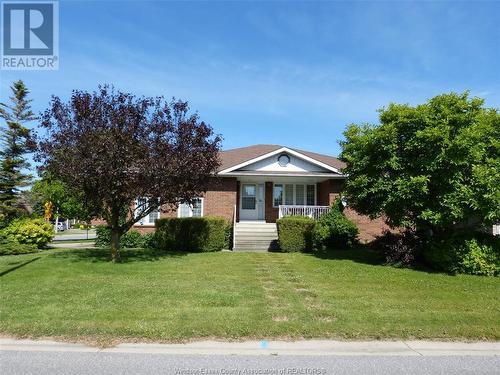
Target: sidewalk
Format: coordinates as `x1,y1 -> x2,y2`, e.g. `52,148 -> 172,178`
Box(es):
50,242 -> 95,248
1,339 -> 499,356
52,229 -> 96,241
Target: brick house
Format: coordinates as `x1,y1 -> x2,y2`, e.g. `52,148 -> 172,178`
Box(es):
134,144 -> 389,247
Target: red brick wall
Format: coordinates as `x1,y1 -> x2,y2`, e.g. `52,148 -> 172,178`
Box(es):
236,181 -> 240,222
343,209 -> 392,243
93,177 -> 390,242
202,177 -> 238,221
317,179 -> 343,206
154,177 -> 238,223
316,178 -> 391,243
90,218 -> 107,226
133,226 -> 156,234
132,177 -> 237,231
265,181 -> 278,222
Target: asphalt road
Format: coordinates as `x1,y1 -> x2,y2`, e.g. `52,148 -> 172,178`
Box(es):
2,351 -> 499,375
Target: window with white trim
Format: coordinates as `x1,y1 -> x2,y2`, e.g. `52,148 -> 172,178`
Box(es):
273,184 -> 283,206
177,198 -> 204,218
273,184 -> 316,207
148,209 -> 159,223
284,184 -> 294,205
295,184 -> 305,205
135,197 -> 160,225
306,184 -> 315,206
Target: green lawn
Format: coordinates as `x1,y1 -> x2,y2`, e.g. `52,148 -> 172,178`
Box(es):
0,247 -> 499,344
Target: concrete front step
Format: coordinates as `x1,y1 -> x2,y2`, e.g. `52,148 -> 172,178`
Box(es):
235,222 -> 276,226
235,226 -> 277,230
234,240 -> 277,245
235,238 -> 278,244
235,235 -> 278,240
233,222 -> 278,251
235,227 -> 278,232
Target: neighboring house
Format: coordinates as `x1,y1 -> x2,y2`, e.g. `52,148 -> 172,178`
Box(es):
134,144 -> 390,247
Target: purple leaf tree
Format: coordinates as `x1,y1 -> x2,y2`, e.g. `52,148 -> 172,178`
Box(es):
37,86 -> 221,261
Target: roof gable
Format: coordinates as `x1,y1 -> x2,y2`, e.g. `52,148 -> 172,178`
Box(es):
240,152 -> 331,173
218,144 -> 282,171
218,145 -> 345,175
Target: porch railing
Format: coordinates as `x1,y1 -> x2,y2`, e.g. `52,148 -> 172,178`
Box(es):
278,205 -> 331,220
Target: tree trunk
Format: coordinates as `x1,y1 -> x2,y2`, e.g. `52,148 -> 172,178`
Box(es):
110,228 -> 122,262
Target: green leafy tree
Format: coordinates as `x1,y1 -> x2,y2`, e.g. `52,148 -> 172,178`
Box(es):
340,92 -> 500,235
0,80 -> 36,220
31,174 -> 91,223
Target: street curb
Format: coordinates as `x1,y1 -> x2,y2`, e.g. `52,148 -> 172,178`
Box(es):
1,339 -> 499,356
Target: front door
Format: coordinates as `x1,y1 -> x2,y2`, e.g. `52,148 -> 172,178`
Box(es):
240,183 -> 265,221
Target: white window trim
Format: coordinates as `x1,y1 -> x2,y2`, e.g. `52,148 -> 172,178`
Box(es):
177,197 -> 204,218
135,198 -> 161,226
273,184 -> 284,208
241,183 -> 257,210
272,183 -> 316,208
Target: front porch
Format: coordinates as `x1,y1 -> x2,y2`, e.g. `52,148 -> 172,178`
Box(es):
233,203 -> 330,251
235,177 -> 342,223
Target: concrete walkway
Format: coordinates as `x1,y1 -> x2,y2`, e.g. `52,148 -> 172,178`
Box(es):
52,229 -> 96,241
49,242 -> 95,249
1,338 -> 498,356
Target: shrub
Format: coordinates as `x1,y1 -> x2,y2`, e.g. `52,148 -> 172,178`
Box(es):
1,218 -> 53,248
276,216 -> 315,252
371,230 -> 423,267
312,207 -> 358,250
95,225 -> 111,247
424,232 -> 500,276
155,217 -> 228,252
0,235 -> 38,255
119,230 -> 143,248
0,218 -> 9,230
224,224 -> 233,250
140,232 -> 157,248
95,226 -> 157,248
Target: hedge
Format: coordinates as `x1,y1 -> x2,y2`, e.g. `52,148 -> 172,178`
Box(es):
424,232 -> 500,276
276,216 -> 315,252
155,217 -> 229,252
95,226 -> 156,248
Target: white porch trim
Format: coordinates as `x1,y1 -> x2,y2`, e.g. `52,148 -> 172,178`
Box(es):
220,172 -> 343,178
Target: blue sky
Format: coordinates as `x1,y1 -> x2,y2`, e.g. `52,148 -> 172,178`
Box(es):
1,0 -> 499,157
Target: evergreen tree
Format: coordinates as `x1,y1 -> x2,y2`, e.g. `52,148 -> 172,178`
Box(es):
0,80 -> 36,220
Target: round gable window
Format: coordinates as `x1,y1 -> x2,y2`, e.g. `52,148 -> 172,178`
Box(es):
278,154 -> 290,167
